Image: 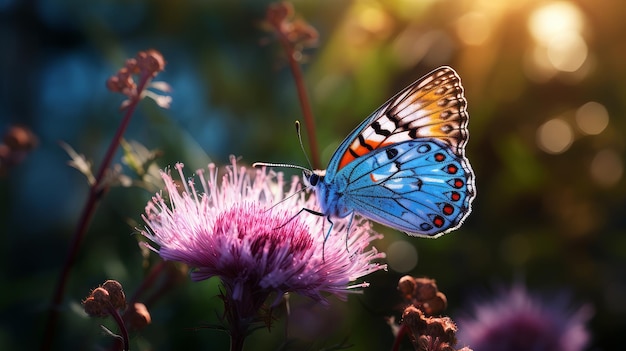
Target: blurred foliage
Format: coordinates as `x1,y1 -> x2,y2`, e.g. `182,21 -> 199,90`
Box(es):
1,0 -> 625,350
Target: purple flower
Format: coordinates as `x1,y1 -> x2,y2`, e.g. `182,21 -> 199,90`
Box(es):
141,157 -> 386,312
456,284 -> 593,351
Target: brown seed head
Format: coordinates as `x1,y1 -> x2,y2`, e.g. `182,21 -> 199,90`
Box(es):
136,50 -> 166,76
4,125 -> 38,150
106,68 -> 136,94
126,303 -> 151,331
287,19 -> 319,47
399,276 -> 448,316
399,275 -> 418,299
83,287 -> 111,318
125,58 -> 140,74
102,280 -> 126,310
402,306 -> 460,351
266,1 -> 293,27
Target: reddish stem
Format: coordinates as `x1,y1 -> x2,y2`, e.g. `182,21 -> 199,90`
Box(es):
270,22 -> 321,169
107,305 -> 130,351
391,323 -> 410,351
125,261 -> 167,307
42,72 -> 153,351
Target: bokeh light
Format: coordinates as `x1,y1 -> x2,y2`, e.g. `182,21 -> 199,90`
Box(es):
590,149 -> 623,187
527,1 -> 588,74
456,12 -> 492,46
575,101 -> 609,135
528,1 -> 584,44
385,239 -> 418,273
546,32 -> 588,72
536,118 -> 574,154
357,4 -> 392,35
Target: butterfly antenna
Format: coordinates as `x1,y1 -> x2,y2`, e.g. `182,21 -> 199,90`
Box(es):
252,162 -> 310,173
295,121 -> 314,170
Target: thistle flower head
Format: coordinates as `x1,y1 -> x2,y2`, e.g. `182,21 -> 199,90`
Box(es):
141,157 -> 386,313
456,284 -> 593,351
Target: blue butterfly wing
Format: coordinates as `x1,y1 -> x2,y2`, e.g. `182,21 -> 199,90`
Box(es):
325,66 -> 470,180
313,66 -> 475,236
336,139 -> 474,236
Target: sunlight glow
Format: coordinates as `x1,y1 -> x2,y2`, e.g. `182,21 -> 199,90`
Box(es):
537,118 -> 573,154
357,4 -> 392,35
529,1 -> 583,44
528,1 -> 588,74
456,11 -> 492,46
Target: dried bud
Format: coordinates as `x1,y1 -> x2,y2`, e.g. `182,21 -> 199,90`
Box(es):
399,275 -> 418,299
413,278 -> 438,301
266,1 -> 293,27
126,303 -> 151,331
102,280 -> 126,310
136,49 -> 166,76
417,335 -> 457,351
423,291 -> 447,316
106,69 -> 135,94
264,2 -> 318,51
106,75 -> 122,92
402,306 -> 461,351
4,125 -> 38,150
106,49 -> 166,106
398,276 -> 448,316
287,19 -> 318,47
0,125 -> 38,176
0,145 -> 9,160
83,287 -> 111,318
83,280 -> 126,317
124,58 -> 139,74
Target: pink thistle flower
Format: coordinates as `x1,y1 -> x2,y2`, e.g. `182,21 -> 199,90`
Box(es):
141,156 -> 386,340
456,284 -> 593,351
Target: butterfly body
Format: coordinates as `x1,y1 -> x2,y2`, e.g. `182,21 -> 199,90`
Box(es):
305,66 -> 475,238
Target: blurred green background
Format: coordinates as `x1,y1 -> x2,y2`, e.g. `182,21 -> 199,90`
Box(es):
1,0 -> 625,350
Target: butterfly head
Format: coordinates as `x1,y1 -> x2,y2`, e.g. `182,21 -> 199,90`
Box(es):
303,169 -> 326,188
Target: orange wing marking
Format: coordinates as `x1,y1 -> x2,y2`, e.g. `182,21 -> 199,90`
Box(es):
338,140 -> 393,170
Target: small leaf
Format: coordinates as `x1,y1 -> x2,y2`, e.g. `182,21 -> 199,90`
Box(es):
150,81 -> 173,93
59,141 -> 95,185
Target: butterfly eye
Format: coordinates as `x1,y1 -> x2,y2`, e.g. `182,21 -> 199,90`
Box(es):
308,173 -> 320,186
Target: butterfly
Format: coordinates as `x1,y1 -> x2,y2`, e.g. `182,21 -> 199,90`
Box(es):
258,66 -> 475,239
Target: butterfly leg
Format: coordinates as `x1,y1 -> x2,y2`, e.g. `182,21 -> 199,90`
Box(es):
344,212 -> 354,252
323,215 -> 334,262
275,207 -> 324,230
297,208 -> 333,261
283,207 -> 335,261
300,208 -> 333,244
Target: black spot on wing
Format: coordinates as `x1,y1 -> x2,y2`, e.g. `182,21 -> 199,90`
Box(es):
358,134 -> 374,151
385,147 -> 398,160
372,121 -> 392,137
